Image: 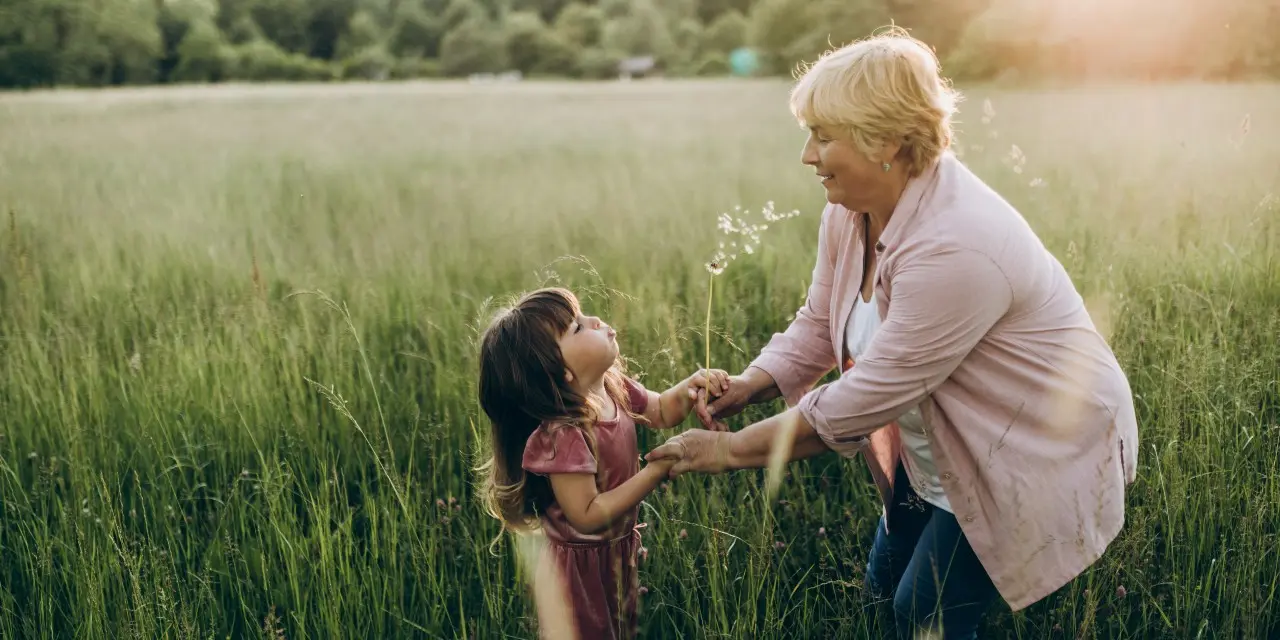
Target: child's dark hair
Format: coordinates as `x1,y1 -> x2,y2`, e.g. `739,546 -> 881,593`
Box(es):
475,287 -> 644,535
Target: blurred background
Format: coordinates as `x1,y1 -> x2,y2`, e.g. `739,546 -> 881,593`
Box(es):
1,0 -> 1278,88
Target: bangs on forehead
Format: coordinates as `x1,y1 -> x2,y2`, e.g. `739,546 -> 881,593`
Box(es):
516,288 -> 580,334
789,60 -> 847,132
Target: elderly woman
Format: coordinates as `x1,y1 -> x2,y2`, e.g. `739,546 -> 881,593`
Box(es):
646,30 -> 1139,638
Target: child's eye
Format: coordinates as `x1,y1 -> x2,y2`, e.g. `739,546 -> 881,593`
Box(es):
573,323 -> 582,334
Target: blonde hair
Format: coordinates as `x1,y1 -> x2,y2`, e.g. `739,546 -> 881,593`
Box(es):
789,26 -> 960,177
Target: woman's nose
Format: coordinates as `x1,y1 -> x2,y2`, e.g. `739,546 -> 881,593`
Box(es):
800,140 -> 818,165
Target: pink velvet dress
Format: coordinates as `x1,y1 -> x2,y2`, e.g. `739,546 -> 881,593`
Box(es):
521,378 -> 649,640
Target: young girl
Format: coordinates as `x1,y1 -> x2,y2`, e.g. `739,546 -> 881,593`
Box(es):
476,287 -> 729,640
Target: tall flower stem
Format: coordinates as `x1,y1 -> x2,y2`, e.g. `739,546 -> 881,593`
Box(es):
704,272 -> 714,374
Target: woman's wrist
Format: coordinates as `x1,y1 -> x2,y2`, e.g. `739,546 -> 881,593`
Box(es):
741,366 -> 781,403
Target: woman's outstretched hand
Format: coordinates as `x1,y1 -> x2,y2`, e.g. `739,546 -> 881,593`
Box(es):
694,374 -> 754,428
645,429 -> 733,478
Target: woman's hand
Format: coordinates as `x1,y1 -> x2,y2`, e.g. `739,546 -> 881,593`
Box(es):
644,429 -> 733,478
683,369 -> 731,432
694,367 -> 780,429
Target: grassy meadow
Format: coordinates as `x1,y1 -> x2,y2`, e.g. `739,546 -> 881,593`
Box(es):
1,79 -> 1278,639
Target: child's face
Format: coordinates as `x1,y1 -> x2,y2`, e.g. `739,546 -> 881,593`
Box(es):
557,311 -> 618,389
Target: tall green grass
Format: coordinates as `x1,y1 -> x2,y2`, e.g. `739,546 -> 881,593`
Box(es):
1,80 -> 1277,638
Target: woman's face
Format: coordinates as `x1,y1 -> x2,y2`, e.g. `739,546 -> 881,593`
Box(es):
800,125 -> 900,214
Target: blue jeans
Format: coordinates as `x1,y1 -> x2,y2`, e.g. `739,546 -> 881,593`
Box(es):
866,464 -> 1001,639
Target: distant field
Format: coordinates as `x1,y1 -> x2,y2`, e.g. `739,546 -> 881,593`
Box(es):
1,79 -> 1277,638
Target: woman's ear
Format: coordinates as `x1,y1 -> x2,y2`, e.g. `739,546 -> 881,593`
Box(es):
881,140 -> 904,165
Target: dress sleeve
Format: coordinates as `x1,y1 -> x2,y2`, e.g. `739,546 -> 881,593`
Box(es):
623,376 -> 649,415
521,424 -> 598,475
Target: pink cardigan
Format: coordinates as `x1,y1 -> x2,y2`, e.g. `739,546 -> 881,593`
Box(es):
750,151 -> 1138,611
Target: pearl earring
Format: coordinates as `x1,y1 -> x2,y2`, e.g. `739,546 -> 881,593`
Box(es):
882,162 -> 891,172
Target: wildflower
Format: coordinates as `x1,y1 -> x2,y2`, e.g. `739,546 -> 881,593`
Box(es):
703,200 -> 801,372
448,496 -> 457,505
774,541 -> 785,550
82,508 -> 90,516
440,516 -> 450,525
678,528 -> 688,540
639,586 -> 649,596
817,527 -> 826,538
454,504 -> 462,512
1115,585 -> 1127,599
241,469 -> 250,478
638,547 -> 649,562
27,451 -> 36,460
436,499 -> 446,509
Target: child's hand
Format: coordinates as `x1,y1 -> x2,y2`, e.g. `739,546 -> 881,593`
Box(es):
683,369 -> 731,431
684,368 -> 730,401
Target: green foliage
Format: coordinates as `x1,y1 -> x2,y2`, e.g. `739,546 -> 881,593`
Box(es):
172,21 -> 231,82
342,44 -> 397,79
695,50 -> 730,75
554,3 -> 604,49
391,56 -> 442,78
390,4 -> 445,58
439,18 -> 509,76
229,39 -> 336,80
1,0 -> 1280,87
336,10 -> 385,60
603,0 -> 676,61
504,12 -> 577,76
701,10 -> 747,55
576,46 -> 622,79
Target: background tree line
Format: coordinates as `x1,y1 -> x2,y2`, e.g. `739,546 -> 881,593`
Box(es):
0,0 -> 1276,88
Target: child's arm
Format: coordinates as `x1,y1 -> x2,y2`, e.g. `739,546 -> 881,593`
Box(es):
640,369 -> 731,430
548,459 -> 675,535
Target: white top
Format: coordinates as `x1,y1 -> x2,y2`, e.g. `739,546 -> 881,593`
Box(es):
845,291 -> 953,513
